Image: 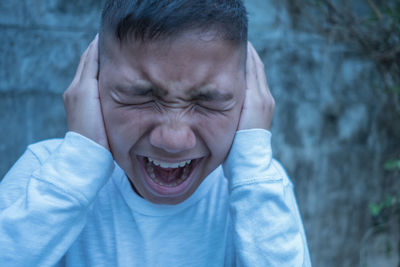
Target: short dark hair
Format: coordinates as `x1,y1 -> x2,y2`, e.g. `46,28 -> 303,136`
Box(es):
100,0 -> 248,45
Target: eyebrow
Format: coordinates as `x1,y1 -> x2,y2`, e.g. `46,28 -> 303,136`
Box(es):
190,90 -> 234,102
115,83 -> 233,102
115,84 -> 167,97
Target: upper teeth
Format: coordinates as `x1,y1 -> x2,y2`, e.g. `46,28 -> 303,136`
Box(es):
148,157 -> 191,169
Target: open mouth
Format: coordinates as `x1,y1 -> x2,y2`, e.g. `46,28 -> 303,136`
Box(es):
137,156 -> 201,190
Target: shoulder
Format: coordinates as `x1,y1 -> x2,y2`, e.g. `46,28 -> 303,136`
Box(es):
0,138 -> 64,207
27,138 -> 64,164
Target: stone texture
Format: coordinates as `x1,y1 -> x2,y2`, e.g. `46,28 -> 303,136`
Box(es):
0,2 -> 24,25
245,1 -> 400,266
24,0 -> 105,30
0,92 -> 67,177
0,28 -> 95,93
0,1 -> 399,266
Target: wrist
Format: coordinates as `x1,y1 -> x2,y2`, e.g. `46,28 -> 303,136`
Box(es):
223,129 -> 273,189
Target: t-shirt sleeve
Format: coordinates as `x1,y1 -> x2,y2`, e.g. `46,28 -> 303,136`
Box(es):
223,129 -> 312,266
0,132 -> 114,267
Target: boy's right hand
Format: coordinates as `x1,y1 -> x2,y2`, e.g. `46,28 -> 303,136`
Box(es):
63,35 -> 110,150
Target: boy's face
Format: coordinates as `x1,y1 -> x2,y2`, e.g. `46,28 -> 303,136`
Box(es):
99,31 -> 246,204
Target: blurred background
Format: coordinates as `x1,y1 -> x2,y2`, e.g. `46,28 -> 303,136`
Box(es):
0,0 -> 399,266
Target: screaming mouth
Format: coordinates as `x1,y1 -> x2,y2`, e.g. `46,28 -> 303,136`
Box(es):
144,157 -> 195,187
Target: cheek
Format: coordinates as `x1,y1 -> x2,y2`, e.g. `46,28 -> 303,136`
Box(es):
196,112 -> 239,159
102,105 -> 155,153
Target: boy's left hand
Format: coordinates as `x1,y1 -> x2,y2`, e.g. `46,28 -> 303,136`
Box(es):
238,42 -> 275,131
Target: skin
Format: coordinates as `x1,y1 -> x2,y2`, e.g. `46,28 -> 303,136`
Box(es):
63,31 -> 275,205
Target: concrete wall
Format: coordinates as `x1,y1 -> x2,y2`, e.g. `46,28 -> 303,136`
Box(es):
0,0 -> 103,179
1,1 -> 399,266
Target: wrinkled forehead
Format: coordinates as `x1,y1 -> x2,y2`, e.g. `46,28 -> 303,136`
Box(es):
99,29 -> 246,68
98,30 -> 246,93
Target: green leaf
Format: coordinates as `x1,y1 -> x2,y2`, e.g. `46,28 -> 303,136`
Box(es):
384,195 -> 393,207
391,86 -> 400,93
369,203 -> 383,216
384,159 -> 400,170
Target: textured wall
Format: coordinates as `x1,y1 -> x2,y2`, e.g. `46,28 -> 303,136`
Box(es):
1,1 -> 399,266
0,0 -> 103,179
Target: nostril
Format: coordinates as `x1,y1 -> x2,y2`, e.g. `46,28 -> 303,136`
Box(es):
149,124 -> 196,153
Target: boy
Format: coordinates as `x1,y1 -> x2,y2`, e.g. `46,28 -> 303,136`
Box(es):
0,0 -> 311,266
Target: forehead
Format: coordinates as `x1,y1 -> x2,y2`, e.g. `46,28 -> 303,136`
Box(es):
100,31 -> 245,92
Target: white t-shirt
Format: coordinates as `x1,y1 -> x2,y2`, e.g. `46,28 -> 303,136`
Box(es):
0,130 -> 311,266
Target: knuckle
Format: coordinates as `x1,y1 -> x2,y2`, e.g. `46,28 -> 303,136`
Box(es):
63,88 -> 79,103
63,89 -> 70,99
270,94 -> 275,103
80,51 -> 87,62
255,57 -> 264,68
270,97 -> 276,110
63,92 -> 72,104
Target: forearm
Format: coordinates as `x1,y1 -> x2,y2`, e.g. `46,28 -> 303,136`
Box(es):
224,130 -> 311,266
0,132 -> 114,266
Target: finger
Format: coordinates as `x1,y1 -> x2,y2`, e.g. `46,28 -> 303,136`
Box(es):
248,42 -> 263,66
245,42 -> 258,94
75,47 -> 89,77
76,36 -> 97,77
249,45 -> 275,114
81,34 -> 99,80
248,43 -> 269,94
247,42 -> 268,106
71,37 -> 96,85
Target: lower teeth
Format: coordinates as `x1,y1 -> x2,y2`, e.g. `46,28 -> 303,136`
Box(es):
146,160 -> 190,187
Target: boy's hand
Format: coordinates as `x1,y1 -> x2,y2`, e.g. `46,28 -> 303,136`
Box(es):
238,43 -> 275,131
63,35 -> 110,150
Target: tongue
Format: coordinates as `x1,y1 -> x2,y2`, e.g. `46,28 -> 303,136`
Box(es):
153,165 -> 184,183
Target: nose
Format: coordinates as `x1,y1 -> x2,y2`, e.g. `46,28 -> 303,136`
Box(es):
149,121 -> 196,154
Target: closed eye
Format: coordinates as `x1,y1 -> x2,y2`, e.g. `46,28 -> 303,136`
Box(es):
193,103 -> 231,115
114,98 -> 157,109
